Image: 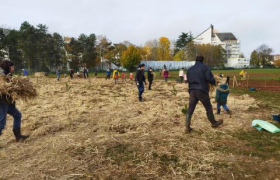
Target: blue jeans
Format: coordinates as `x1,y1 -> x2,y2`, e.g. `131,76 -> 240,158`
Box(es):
137,82 -> 145,98
217,103 -> 229,111
0,102 -> 22,135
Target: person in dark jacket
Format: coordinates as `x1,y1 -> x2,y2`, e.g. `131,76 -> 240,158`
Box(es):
185,56 -> 223,133
56,69 -> 61,81
84,67 -> 89,79
215,82 -> 232,117
94,69 -> 97,77
0,60 -> 29,141
135,64 -> 146,102
147,68 -> 154,90
70,69 -> 74,79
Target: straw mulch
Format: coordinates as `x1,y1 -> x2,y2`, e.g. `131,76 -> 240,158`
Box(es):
0,78 -> 277,179
0,75 -> 38,102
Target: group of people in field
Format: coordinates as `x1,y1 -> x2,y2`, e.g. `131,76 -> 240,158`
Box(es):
0,55 -> 234,143
56,67 -> 90,81
134,56 -> 231,133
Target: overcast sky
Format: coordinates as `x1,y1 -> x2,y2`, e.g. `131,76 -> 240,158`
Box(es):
1,0 -> 279,58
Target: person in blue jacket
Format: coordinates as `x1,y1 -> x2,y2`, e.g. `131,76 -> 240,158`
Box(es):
22,69 -> 28,76
106,69 -> 111,79
215,81 -> 232,116
185,56 -> 223,133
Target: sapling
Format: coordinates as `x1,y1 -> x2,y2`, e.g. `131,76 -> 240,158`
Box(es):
181,104 -> 188,115
65,82 -> 72,92
170,85 -> 177,96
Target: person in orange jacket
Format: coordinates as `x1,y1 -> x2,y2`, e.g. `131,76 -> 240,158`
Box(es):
121,71 -> 126,82
112,69 -> 120,84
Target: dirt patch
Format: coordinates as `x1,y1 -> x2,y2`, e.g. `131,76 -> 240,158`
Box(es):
229,79 -> 280,92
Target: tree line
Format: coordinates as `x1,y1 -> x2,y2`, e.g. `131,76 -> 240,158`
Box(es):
1,21 -> 237,72
250,44 -> 275,67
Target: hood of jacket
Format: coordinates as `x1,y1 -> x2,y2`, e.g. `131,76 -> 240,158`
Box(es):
217,83 -> 229,92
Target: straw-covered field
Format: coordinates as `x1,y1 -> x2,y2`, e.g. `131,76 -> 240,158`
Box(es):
1,77 -> 280,179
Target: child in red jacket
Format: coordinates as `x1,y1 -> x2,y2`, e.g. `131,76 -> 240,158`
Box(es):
121,72 -> 126,82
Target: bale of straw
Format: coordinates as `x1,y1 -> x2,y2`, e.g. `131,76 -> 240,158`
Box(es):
34,72 -> 48,77
208,76 -> 223,94
0,75 -> 38,102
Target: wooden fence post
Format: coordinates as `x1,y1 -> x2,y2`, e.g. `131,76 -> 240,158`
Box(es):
233,76 -> 238,88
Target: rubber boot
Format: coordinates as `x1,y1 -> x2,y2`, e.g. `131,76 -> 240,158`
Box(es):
185,113 -> 193,133
139,97 -> 143,102
206,113 -> 223,128
13,128 -> 29,142
226,109 -> 232,118
217,109 -> 221,115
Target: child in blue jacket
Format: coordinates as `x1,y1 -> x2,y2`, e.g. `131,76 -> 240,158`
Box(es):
215,82 -> 232,116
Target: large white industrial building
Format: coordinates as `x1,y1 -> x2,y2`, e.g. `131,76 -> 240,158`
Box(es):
194,25 -> 250,68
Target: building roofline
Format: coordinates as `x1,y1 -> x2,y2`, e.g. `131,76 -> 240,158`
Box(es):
194,26 -> 212,39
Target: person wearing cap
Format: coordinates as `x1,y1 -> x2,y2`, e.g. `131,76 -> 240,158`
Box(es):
135,64 -> 146,102
0,60 -> 29,141
185,56 -> 223,133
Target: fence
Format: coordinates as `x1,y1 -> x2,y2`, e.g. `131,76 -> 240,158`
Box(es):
232,75 -> 280,92
141,61 -> 195,71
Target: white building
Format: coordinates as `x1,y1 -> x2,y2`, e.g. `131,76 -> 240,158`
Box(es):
273,54 -> 280,61
194,25 -> 250,68
224,58 -> 251,69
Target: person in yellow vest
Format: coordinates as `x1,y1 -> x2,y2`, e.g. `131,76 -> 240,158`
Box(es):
112,69 -> 120,84
239,69 -> 245,80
